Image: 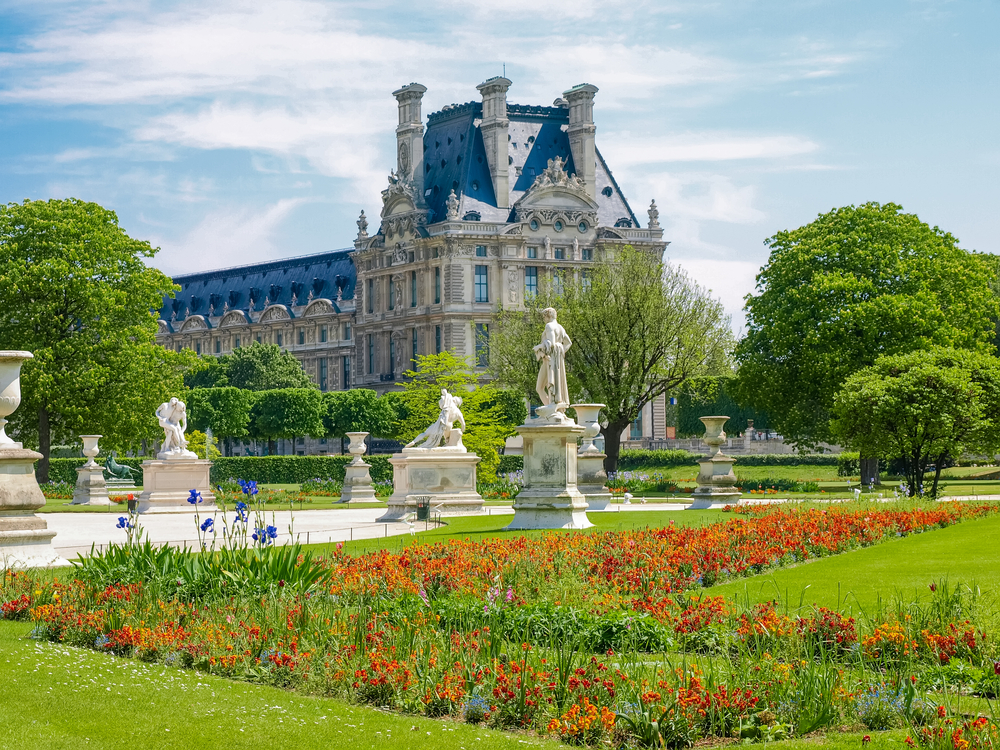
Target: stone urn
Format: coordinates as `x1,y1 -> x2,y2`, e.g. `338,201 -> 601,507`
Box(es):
80,435 -> 102,467
689,415 -> 741,509
0,351 -> 32,448
572,404 -> 604,455
346,432 -> 369,464
0,351 -> 64,566
699,415 -> 728,456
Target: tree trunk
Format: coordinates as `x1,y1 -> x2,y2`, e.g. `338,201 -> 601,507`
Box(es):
860,456 -> 880,487
930,453 -> 947,500
37,407 -> 51,484
602,419 -> 630,474
267,439 -> 276,456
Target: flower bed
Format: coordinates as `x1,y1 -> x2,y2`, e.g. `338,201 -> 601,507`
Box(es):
5,503 -> 1000,748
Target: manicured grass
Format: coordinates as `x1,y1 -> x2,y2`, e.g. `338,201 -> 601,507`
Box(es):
709,509 -> 1000,613
0,620 -> 550,750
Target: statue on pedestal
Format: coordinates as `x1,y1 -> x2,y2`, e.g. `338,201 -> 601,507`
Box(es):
155,398 -> 198,459
405,389 -> 467,450
533,308 -> 573,421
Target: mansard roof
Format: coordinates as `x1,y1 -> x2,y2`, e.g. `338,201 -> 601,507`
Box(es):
422,102 -> 638,228
158,248 -> 355,323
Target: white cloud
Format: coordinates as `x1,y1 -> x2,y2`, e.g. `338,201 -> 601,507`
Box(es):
669,258 -> 759,332
151,198 -> 306,274
602,133 -> 819,165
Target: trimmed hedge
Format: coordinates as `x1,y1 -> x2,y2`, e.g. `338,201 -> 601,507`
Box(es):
46,457 -> 145,485
209,456 -> 394,485
734,454 -> 838,467
498,454 -> 523,475
498,450 -> 840,474
617,450 -> 696,470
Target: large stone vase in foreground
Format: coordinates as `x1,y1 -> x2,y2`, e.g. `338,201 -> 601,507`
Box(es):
689,415 -> 741,509
506,418 -> 592,530
0,351 -> 65,567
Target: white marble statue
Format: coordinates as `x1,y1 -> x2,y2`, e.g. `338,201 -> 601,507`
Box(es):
156,398 -> 197,459
406,389 -> 467,450
534,307 -> 573,421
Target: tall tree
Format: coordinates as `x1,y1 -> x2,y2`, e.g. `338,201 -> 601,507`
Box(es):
216,342 -> 315,391
249,388 -> 324,455
733,202 -> 998,483
489,245 -> 732,471
322,389 -> 397,448
0,198 -> 192,481
832,348 -> 1000,498
185,387 -> 256,455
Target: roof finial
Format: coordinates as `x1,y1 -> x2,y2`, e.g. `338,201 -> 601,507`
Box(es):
648,199 -> 660,230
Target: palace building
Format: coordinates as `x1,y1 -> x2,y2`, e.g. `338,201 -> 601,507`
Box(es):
156,78 -> 672,452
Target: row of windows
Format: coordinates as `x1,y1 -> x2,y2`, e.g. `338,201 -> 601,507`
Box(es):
364,324 -> 490,376
526,246 -> 593,261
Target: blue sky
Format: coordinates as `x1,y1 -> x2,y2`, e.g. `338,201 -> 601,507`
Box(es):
1,0 -> 997,330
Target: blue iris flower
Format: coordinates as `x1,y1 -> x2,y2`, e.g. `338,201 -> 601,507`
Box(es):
187,489 -> 203,505
200,518 -> 214,533
266,525 -> 278,540
116,516 -> 128,529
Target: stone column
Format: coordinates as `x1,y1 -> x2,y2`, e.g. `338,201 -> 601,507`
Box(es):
0,351 -> 65,567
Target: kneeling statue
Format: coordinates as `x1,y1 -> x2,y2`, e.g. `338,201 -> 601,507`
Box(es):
406,389 -> 467,451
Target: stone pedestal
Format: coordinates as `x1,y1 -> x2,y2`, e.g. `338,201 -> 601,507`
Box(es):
340,457 -> 377,503
71,463 -> 112,505
506,419 -> 592,530
377,448 -> 483,521
578,452 -> 612,511
689,416 -> 741,509
136,458 -> 216,513
0,448 -> 66,568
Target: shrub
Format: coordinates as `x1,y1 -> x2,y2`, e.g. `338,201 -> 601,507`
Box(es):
47,457 -> 144,485
208,455 -> 393,484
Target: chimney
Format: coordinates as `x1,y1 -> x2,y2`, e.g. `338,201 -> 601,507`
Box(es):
563,83 -> 599,199
476,76 -> 512,209
391,82 -> 428,206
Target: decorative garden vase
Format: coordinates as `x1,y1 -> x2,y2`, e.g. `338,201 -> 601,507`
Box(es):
571,404 -> 604,455
0,351 -> 32,448
80,435 -> 102,467
346,432 -> 369,465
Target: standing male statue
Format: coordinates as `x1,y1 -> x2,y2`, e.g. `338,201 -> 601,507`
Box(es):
533,307 -> 572,421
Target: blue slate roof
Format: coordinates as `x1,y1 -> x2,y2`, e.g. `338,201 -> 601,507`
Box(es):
159,249 -> 355,321
421,101 -> 638,227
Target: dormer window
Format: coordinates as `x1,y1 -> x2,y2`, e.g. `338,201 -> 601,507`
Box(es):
463,211 -> 481,221
602,186 -> 613,197
614,217 -> 633,228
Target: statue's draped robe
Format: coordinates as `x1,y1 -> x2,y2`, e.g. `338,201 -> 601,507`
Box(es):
535,321 -> 572,408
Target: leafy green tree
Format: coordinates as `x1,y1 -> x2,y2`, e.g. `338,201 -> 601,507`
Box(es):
489,245 -> 732,471
832,348 -> 1000,498
397,352 -> 523,481
0,198 -> 193,481
185,387 -> 256,455
195,342 -> 315,391
322,389 -> 397,448
249,388 -> 324,455
734,203 -> 999,484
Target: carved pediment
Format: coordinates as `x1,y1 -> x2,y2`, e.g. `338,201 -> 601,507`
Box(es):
180,315 -> 210,332
219,310 -> 250,327
597,227 -> 627,240
514,156 -> 600,214
259,305 -> 292,323
303,298 -> 336,317
157,320 -> 172,335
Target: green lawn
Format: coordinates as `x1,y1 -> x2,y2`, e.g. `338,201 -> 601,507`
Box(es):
709,511 -> 1000,614
0,620 -> 551,750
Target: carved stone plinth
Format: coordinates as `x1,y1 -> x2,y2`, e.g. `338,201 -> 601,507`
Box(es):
72,463 -> 112,506
377,449 -> 483,521
506,420 -> 592,530
578,452 -> 612,511
136,458 -> 216,513
340,458 -> 377,503
0,448 -> 66,568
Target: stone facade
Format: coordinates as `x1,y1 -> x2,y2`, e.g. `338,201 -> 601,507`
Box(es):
155,77 -> 669,452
